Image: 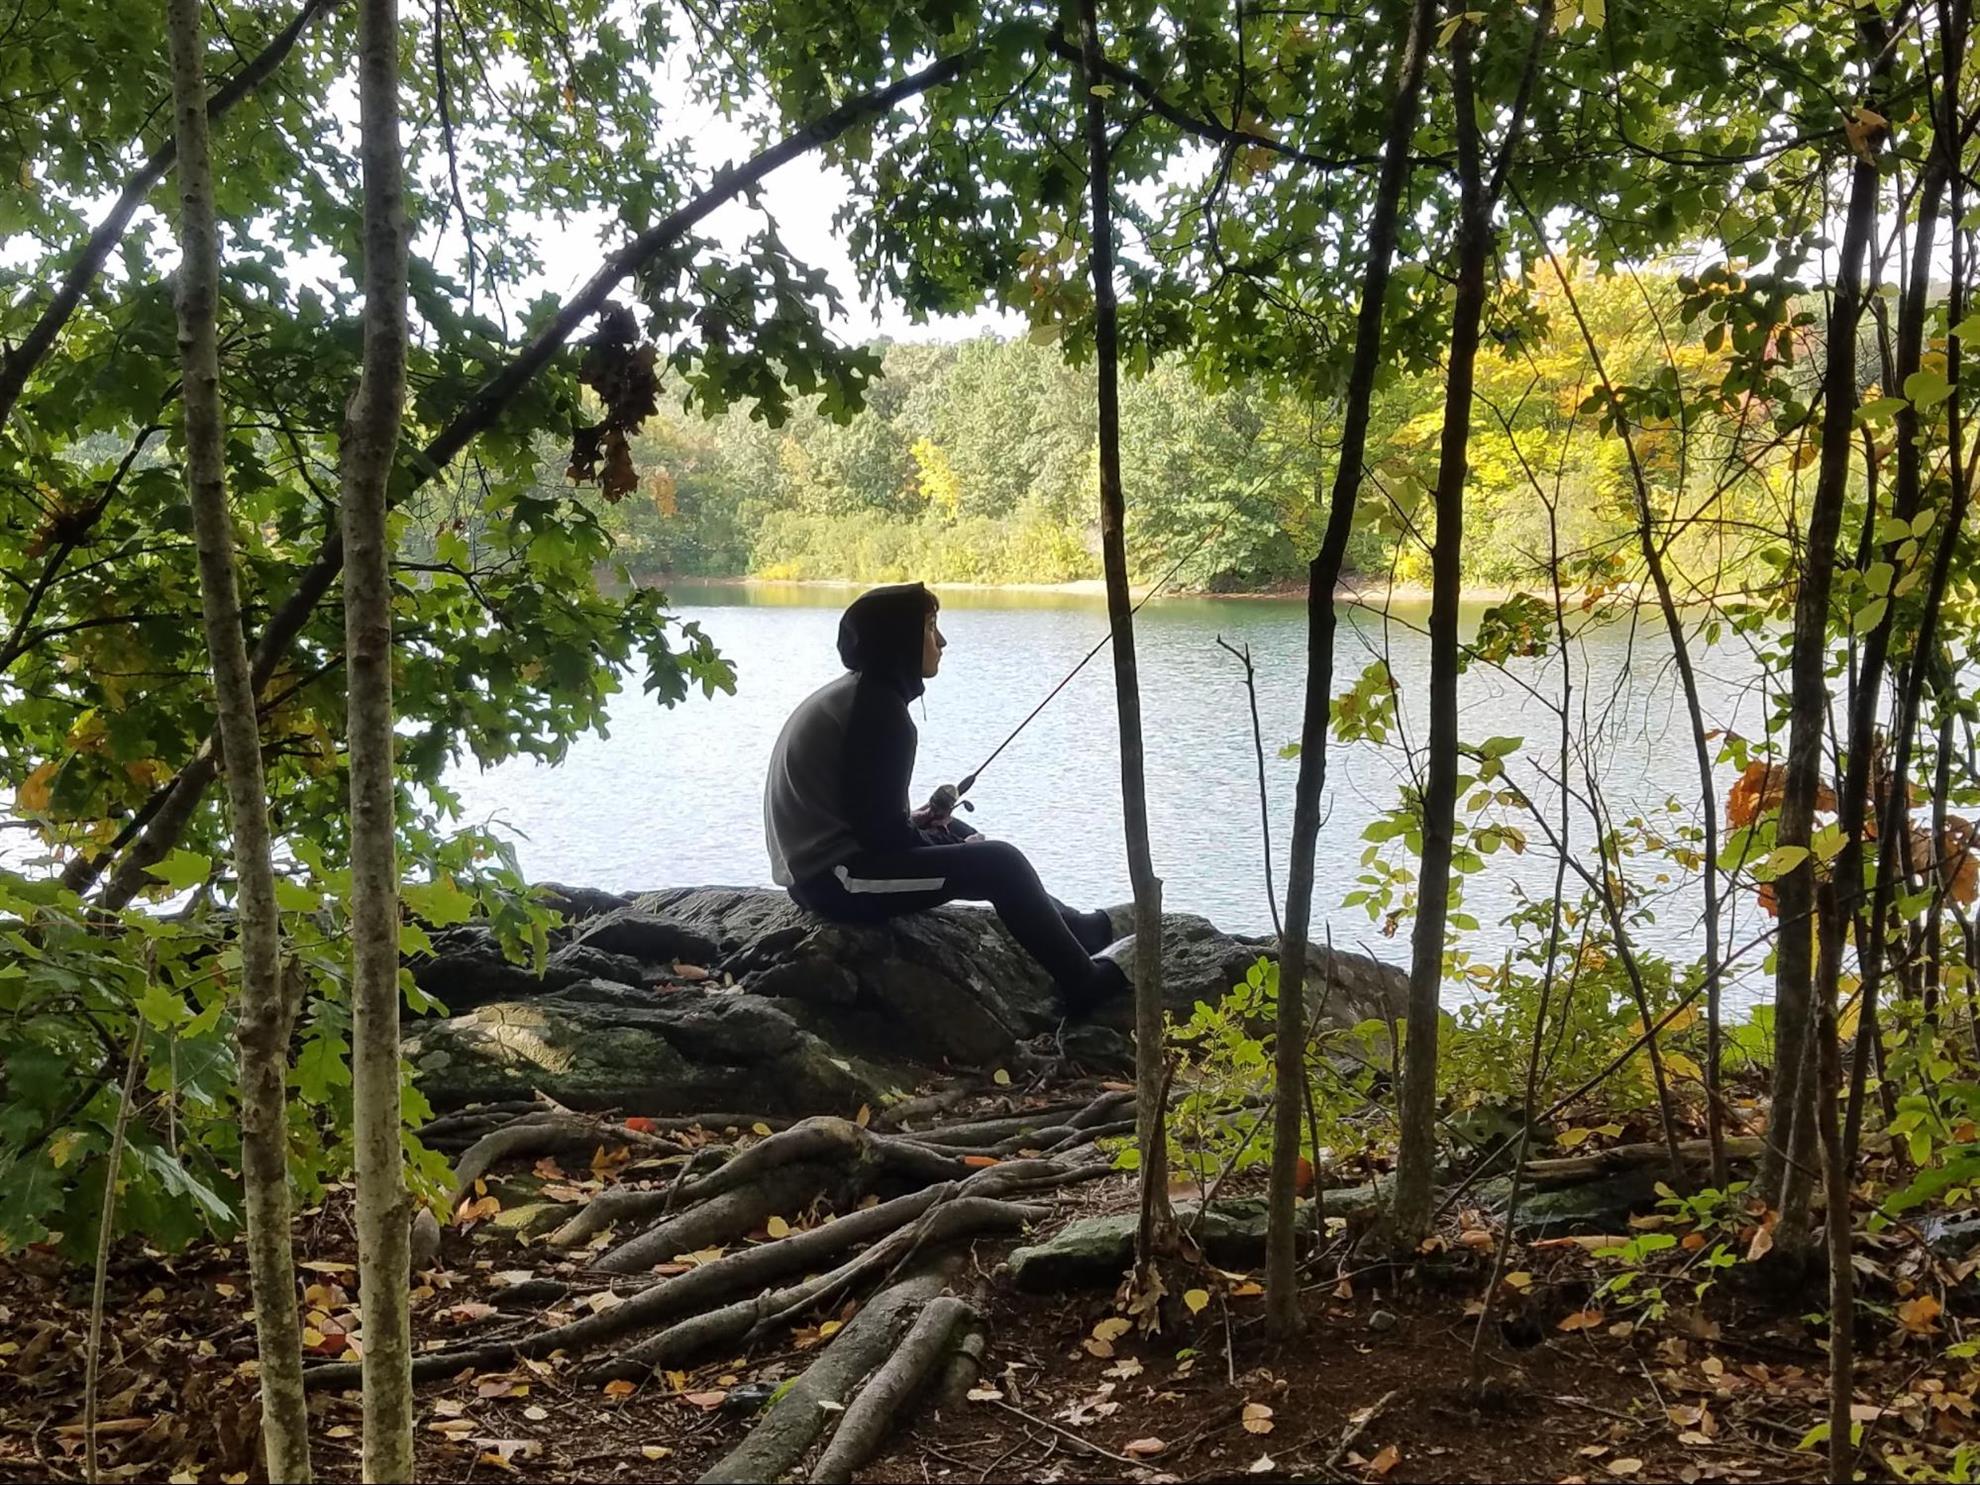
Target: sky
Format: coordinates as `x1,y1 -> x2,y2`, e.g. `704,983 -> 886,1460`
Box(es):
523,66 -> 1024,347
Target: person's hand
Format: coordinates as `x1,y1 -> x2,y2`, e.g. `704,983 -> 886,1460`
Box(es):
916,783 -> 960,830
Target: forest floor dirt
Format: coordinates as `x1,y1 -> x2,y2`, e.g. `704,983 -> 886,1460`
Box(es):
0,1112 -> 1962,1484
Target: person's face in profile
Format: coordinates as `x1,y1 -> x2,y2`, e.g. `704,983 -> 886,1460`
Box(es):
922,608 -> 946,678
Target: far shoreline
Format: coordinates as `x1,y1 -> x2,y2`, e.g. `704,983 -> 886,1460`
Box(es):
627,572 -> 1517,605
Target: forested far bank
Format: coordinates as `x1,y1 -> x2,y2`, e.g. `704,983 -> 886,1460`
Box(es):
553,264 -> 1810,595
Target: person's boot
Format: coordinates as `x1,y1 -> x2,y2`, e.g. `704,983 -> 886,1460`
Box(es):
1062,936 -> 1136,1020
1067,906 -> 1116,954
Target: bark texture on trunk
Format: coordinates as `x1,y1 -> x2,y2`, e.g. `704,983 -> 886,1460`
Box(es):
163,1 -> 313,1476
1079,0 -> 1171,1251
342,0 -> 414,1473
1263,0 -> 1437,1333
1391,37 -> 1489,1244
1760,50 -> 1887,1224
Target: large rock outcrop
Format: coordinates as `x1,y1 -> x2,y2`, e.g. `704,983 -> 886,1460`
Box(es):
404,885 -> 1408,1114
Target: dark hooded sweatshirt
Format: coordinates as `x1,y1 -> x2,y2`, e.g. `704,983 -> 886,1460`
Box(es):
764,584 -> 931,887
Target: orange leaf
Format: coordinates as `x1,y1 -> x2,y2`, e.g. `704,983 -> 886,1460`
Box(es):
683,1390 -> 728,1409
622,1117 -> 657,1133
1898,1294 -> 1943,1334
15,759 -> 57,815
603,1379 -> 636,1398
1726,761 -> 1835,829
962,1155 -> 1002,1168
1294,1155 -> 1315,1195
1369,1443 -> 1401,1477
1556,1309 -> 1605,1332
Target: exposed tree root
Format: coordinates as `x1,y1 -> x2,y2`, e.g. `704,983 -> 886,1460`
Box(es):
695,1268 -> 952,1485
586,1160 -> 842,1275
588,1116 -> 975,1274
580,1192 -> 1046,1383
546,1146 -> 726,1249
447,1113 -> 686,1207
1520,1135 -> 1763,1187
870,1084 -> 978,1130
304,1158 -> 1056,1391
933,1315 -> 989,1408
809,1294 -> 974,1483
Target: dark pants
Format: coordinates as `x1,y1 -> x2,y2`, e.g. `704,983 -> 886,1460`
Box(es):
791,835 -> 1118,1005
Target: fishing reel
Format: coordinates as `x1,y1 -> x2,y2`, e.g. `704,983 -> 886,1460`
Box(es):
922,781 -> 976,819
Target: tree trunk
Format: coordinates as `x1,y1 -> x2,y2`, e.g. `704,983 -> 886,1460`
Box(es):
1264,0 -> 1437,1334
1079,0 -> 1171,1252
1760,21 -> 1890,1226
162,1 -> 312,1477
1391,37 -> 1489,1245
342,0 -> 413,1474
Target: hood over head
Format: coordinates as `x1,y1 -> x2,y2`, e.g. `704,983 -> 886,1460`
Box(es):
837,582 -> 934,696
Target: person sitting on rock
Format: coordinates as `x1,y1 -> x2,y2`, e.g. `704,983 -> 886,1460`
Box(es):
763,581 -> 1132,1018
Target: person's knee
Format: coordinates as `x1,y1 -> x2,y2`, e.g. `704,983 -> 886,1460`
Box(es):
965,839 -> 1044,896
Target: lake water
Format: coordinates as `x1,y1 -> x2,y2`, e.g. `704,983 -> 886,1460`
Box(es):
442,582 -> 1778,995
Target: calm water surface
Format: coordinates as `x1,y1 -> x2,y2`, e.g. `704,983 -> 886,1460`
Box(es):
441,583 -> 1778,998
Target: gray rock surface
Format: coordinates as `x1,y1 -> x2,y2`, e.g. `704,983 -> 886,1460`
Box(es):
404,886 -> 1410,1113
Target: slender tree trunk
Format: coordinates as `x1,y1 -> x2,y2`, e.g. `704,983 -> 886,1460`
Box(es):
342,0 -> 413,1474
1391,38 -> 1489,1245
163,2 -> 313,1477
1079,0 -> 1171,1254
1264,0 -> 1436,1333
1815,905 -> 1857,1482
1760,30 -> 1889,1225
1844,78 -> 1957,1169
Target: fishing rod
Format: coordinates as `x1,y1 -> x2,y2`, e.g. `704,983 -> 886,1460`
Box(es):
924,518 -> 1228,818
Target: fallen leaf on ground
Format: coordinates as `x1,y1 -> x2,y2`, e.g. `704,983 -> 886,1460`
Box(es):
1123,1437 -> 1166,1457
766,1215 -> 791,1239
1184,1289 -> 1210,1315
602,1380 -> 636,1398
1243,1402 -> 1274,1435
1085,1316 -> 1131,1358
1369,1443 -> 1401,1476
1608,1460 -> 1644,1477
1249,1455 -> 1276,1475
1557,1309 -> 1604,1332
683,1390 -> 728,1409
966,1386 -> 1003,1402
1898,1294 -> 1942,1334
